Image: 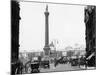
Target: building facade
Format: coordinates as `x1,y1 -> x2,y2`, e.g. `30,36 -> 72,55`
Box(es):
11,0 -> 20,63
84,6 -> 96,67
11,0 -> 21,74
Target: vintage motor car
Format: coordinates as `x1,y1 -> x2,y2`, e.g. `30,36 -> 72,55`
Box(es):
70,56 -> 79,66
56,56 -> 68,64
31,57 -> 40,73
40,57 -> 50,68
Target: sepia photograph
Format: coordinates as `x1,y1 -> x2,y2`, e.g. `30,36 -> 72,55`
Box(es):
11,0 -> 96,75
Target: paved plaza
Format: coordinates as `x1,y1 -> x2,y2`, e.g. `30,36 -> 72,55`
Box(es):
40,63 -> 85,73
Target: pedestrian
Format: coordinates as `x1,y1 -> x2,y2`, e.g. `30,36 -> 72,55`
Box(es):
54,58 -> 58,67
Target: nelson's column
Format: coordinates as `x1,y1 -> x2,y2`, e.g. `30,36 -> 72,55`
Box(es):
43,5 -> 50,56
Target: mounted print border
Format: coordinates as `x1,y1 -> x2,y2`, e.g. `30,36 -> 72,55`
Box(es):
11,0 -> 96,75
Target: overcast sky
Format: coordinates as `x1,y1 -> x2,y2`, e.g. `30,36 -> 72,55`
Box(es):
19,2 -> 86,52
